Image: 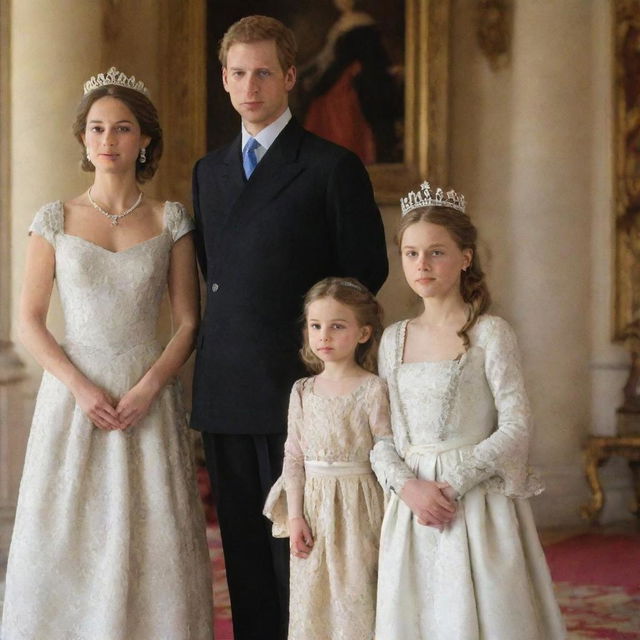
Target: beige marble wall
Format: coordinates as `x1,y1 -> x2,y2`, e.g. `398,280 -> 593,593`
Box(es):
450,0 -> 632,526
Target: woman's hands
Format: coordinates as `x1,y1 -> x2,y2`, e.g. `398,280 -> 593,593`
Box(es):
400,478 -> 457,529
72,379 -> 123,431
73,378 -> 159,431
289,516 -> 314,559
116,379 -> 159,430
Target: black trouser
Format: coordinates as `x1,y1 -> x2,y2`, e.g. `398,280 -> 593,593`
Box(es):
202,432 -> 289,640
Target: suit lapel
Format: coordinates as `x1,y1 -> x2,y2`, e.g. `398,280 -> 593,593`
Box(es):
218,135 -> 245,218
223,119 -> 306,230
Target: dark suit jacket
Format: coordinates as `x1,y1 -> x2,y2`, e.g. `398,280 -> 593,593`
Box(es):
190,117 -> 388,435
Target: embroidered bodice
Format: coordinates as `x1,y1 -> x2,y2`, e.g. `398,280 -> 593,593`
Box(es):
371,315 -> 543,498
29,200 -> 194,352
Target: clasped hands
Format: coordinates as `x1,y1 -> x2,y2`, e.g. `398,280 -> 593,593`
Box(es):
73,378 -> 157,431
289,516 -> 314,559
400,478 -> 458,530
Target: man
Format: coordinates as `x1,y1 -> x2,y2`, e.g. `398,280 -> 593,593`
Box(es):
191,15 -> 388,640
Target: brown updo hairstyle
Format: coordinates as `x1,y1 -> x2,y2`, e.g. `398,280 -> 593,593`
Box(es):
72,84 -> 163,183
396,206 -> 491,349
300,277 -> 384,375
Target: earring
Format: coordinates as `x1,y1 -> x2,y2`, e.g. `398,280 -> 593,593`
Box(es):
86,148 -> 91,162
139,147 -> 147,164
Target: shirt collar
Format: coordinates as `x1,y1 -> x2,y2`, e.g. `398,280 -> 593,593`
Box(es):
241,107 -> 292,152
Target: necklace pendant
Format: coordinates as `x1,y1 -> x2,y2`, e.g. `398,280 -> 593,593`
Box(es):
111,217 -> 119,226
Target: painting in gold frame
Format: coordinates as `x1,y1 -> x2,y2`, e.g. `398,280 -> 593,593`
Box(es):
201,0 -> 450,204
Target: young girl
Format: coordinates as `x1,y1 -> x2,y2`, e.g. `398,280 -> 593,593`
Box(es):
264,277 -> 391,640
371,183 -> 566,640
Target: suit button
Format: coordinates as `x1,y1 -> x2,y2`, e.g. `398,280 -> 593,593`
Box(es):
211,283 -> 220,293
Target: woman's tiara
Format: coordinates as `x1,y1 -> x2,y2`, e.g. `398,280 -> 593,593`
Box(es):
83,67 -> 149,96
400,181 -> 466,216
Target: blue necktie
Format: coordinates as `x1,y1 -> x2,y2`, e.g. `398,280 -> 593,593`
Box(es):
243,137 -> 260,179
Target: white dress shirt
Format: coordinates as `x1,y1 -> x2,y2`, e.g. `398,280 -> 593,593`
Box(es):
241,107 -> 292,164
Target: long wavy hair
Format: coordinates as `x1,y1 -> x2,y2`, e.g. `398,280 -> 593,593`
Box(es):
300,277 -> 384,374
396,206 -> 491,349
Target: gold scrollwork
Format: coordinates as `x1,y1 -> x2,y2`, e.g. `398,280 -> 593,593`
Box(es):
581,436 -> 640,522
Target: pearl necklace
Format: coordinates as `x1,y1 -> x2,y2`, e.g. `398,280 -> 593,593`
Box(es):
87,187 -> 143,226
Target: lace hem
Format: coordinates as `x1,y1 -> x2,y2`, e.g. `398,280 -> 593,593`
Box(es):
263,476 -> 290,538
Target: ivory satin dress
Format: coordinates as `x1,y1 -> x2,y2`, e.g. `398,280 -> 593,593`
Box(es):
370,315 -> 566,640
1,201 -> 213,640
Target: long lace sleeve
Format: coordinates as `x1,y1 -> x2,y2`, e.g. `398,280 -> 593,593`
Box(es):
369,376 -> 415,495
282,380 -> 306,518
441,317 -> 543,498
263,379 -> 307,536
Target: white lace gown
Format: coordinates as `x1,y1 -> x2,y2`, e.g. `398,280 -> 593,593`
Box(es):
263,375 -> 391,640
371,315 -> 566,640
1,201 -> 213,640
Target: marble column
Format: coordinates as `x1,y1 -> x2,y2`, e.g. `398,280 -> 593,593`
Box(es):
0,0 -> 23,385
1,0 -> 102,559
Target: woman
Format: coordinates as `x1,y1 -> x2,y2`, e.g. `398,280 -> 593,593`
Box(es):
1,68 -> 213,639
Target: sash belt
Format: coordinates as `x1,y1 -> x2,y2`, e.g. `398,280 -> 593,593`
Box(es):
304,460 -> 373,477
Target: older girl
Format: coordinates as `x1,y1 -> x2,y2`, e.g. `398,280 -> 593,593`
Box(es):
371,183 -> 565,640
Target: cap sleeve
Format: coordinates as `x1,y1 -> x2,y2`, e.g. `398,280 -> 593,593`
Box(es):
165,201 -> 195,243
28,201 -> 63,248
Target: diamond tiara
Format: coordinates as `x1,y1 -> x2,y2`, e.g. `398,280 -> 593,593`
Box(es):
83,67 -> 149,96
400,181 -> 466,216
338,280 -> 366,292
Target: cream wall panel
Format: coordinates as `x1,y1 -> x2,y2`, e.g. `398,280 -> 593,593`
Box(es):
450,0 -> 631,525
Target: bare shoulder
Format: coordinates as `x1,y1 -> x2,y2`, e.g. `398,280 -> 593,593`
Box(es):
146,196 -> 167,219
63,193 -> 90,213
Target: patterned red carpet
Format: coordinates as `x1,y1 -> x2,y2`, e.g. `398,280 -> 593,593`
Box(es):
208,526 -> 640,640
545,533 -> 640,639
206,522 -> 234,640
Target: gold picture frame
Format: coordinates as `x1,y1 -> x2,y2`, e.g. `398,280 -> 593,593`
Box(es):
369,0 -> 451,203
155,0 -> 450,207
613,0 -> 640,345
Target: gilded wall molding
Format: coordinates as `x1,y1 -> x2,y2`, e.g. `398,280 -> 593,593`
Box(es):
368,0 -> 451,203
614,0 -> 640,418
614,0 -> 640,347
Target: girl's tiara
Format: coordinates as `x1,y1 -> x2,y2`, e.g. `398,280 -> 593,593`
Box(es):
83,67 -> 149,96
400,181 -> 466,216
338,280 -> 366,292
